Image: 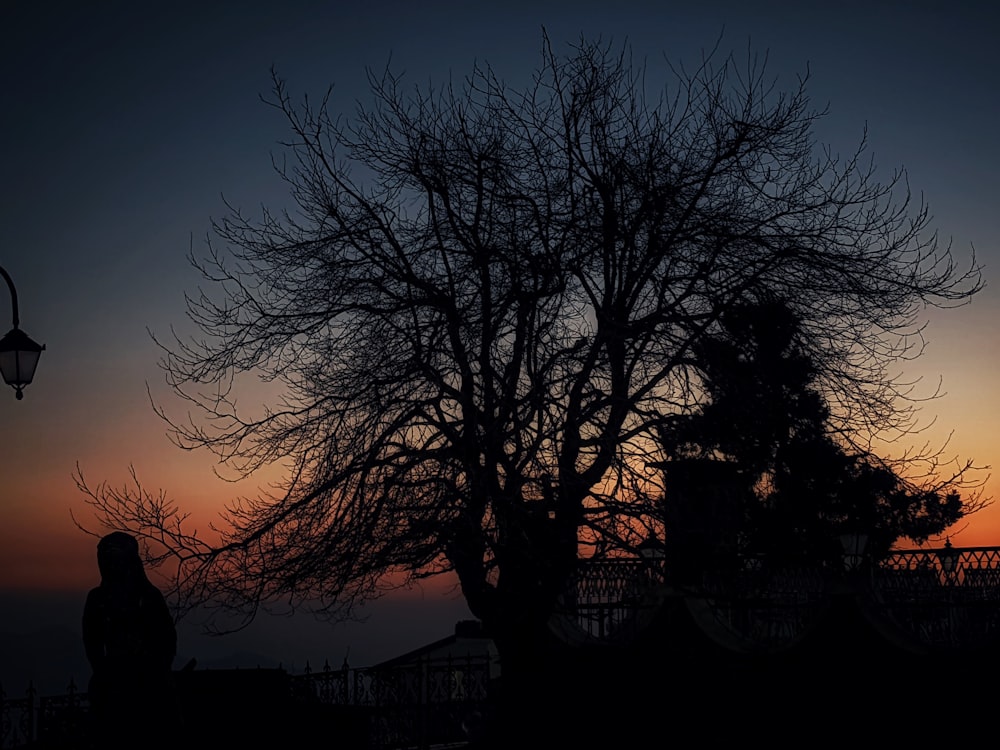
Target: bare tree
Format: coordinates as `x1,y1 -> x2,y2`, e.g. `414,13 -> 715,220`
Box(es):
77,35 -> 982,679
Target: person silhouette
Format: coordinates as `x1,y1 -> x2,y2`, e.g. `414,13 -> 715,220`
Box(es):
82,531 -> 178,748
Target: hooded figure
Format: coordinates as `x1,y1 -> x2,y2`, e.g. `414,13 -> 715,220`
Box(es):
83,531 -> 178,747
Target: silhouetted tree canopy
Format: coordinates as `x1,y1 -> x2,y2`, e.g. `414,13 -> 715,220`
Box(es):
659,298 -> 975,564
77,35 -> 984,659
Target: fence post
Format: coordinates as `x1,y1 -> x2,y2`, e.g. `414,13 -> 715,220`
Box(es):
340,655 -> 350,705
0,682 -> 7,748
28,682 -> 36,746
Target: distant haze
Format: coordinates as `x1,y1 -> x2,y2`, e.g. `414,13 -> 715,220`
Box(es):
0,588 -> 473,696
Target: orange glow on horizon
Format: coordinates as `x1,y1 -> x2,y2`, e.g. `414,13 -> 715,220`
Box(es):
4,451 -> 995,593
2,317 -> 996,595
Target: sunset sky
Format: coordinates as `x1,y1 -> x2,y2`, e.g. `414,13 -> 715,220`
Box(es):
1,1 -> 998,680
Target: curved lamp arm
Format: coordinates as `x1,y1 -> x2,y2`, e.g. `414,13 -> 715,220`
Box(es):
0,265 -> 44,400
0,265 -> 19,328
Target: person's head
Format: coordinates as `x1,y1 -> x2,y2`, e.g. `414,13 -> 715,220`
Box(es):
96,531 -> 144,585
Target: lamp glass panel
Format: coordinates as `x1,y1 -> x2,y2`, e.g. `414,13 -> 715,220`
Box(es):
0,348 -> 40,386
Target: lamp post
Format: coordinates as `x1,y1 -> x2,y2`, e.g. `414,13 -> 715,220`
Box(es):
0,265 -> 44,399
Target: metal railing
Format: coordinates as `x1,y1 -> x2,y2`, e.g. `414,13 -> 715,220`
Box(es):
1,680 -> 89,750
874,546 -> 1000,649
290,654 -> 492,748
880,546 -> 1000,585
565,545 -> 1000,651
5,546 -> 1000,747
558,558 -> 660,642
2,656 -> 492,750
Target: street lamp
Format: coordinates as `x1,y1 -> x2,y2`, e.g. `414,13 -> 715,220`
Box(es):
839,531 -> 869,573
637,531 -> 666,584
0,265 -> 44,399
938,538 -> 960,584
637,532 -> 665,563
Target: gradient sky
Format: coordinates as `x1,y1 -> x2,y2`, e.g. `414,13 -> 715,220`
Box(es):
1,1 -> 998,675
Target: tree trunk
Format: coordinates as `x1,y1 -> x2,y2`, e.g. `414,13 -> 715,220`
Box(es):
484,615 -> 570,746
